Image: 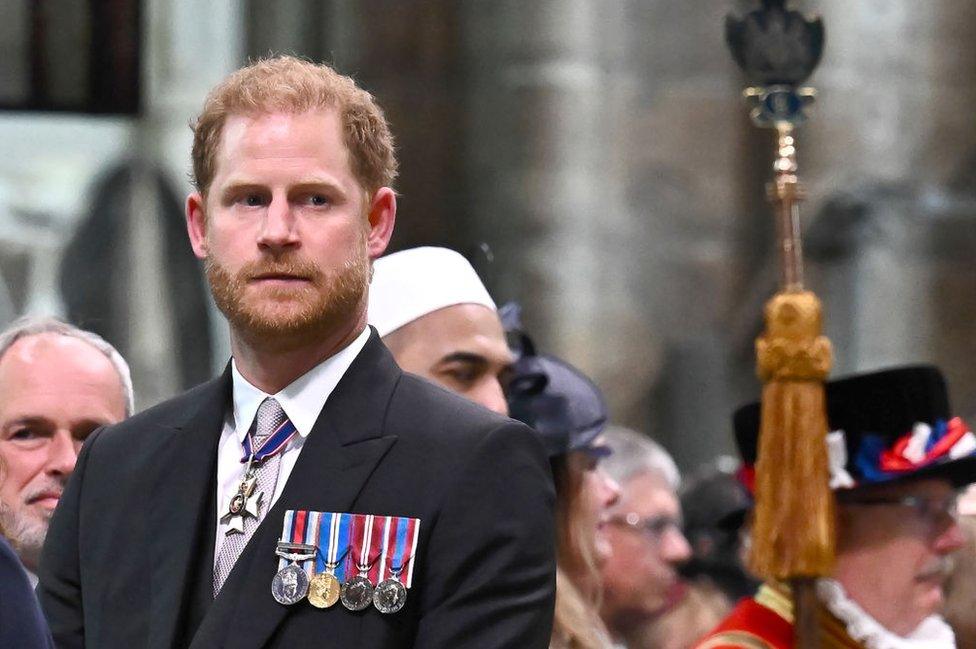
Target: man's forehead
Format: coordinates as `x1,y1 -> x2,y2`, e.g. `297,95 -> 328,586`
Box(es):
209,109 -> 356,196
846,477 -> 955,501
402,305 -> 510,356
619,472 -> 680,511
217,109 -> 343,157
1,333 -> 107,368
0,334 -> 124,413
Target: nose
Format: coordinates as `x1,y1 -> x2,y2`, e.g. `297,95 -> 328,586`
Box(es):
661,524 -> 693,564
597,470 -> 622,509
257,196 -> 300,253
934,519 -> 967,554
473,377 -> 509,416
46,430 -> 79,477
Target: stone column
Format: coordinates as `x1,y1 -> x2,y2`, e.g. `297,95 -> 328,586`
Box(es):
461,1 -> 745,465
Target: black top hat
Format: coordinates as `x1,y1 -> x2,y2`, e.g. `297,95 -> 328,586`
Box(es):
506,343 -> 609,459
734,365 -> 976,490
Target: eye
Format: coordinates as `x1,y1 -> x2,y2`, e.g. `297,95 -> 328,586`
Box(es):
309,194 -> 329,206
9,427 -> 38,441
4,426 -> 47,449
448,365 -> 483,385
243,194 -> 265,207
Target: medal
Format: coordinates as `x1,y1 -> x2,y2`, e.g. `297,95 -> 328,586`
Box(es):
308,512 -> 350,608
308,571 -> 341,609
221,416 -> 300,537
373,575 -> 408,614
372,515 -> 421,614
274,511 -> 422,614
220,460 -> 263,535
272,564 -> 310,605
271,518 -> 317,606
340,514 -> 383,611
340,574 -> 374,611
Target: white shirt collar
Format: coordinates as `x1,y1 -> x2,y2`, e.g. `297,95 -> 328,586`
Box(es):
816,578 -> 956,649
230,327 -> 371,442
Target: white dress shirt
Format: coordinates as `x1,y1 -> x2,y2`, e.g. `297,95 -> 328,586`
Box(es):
213,327 -> 371,563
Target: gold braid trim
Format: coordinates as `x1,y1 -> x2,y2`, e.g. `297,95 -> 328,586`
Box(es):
752,582 -> 865,649
696,631 -> 774,649
754,582 -> 794,623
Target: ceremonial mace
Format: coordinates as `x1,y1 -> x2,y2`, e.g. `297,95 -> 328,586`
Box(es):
725,1 -> 832,646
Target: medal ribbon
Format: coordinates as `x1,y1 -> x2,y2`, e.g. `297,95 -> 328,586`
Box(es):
280,511 -> 420,586
315,512 -> 351,581
347,514 -> 384,581
365,515 -> 386,584
240,417 -> 299,463
379,516 -> 421,587
277,510 -> 318,572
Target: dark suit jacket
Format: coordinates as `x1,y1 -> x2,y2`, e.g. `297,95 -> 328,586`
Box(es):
0,536 -> 54,648
38,332 -> 556,648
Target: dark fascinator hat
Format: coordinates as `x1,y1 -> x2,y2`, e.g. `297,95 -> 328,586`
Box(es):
501,304 -> 609,459
734,365 -> 976,492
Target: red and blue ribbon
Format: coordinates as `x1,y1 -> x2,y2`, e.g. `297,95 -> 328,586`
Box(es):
856,417 -> 974,483
240,417 -> 299,463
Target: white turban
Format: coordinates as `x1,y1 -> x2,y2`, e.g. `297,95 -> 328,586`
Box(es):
368,247 -> 497,337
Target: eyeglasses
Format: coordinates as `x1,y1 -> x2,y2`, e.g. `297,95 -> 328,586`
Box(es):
838,491 -> 960,531
606,512 -> 684,543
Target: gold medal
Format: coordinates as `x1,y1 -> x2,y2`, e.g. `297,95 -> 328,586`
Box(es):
308,572 -> 341,609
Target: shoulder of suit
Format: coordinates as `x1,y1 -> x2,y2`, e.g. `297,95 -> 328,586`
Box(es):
393,372 -> 513,426
389,372 -> 535,444
91,374 -> 225,441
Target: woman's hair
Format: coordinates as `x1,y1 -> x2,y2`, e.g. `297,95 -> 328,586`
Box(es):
550,455 -> 612,649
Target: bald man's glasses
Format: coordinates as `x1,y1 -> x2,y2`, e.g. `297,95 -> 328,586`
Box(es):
606,512 -> 684,544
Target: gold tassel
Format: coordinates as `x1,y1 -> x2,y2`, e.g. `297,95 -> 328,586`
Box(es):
749,290 -> 835,580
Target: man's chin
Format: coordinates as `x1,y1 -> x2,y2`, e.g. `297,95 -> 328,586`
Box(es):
914,579 -> 947,619
0,509 -> 48,568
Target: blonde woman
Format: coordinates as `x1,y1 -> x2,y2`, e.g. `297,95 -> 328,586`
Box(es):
507,336 -> 620,649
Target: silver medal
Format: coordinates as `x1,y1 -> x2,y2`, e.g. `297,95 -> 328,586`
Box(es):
340,575 -> 374,611
272,564 -> 310,605
372,578 -> 408,614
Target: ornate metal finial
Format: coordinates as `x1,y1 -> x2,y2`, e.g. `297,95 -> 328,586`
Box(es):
723,5 -> 833,649
726,0 -> 824,126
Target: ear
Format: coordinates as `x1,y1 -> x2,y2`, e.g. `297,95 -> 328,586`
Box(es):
186,192 -> 209,259
365,187 -> 396,260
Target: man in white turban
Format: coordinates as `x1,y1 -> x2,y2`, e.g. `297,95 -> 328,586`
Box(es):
368,247 -> 512,414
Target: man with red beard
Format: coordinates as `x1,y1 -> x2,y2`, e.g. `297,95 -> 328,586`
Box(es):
0,317 -> 131,583
38,56 -> 555,649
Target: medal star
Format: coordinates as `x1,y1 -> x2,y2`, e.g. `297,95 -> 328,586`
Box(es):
225,514 -> 246,535
244,490 -> 264,518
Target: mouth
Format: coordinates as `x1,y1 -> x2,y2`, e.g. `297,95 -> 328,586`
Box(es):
27,491 -> 62,510
249,273 -> 312,285
665,577 -> 687,606
916,559 -> 953,587
916,570 -> 949,586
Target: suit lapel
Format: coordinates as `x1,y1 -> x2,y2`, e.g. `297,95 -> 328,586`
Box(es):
190,333 -> 402,649
147,370 -> 231,649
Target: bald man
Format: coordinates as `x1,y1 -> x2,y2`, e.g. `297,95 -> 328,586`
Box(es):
0,317 -> 132,578
368,247 -> 513,414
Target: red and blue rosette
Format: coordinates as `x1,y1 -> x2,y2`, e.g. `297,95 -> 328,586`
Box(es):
854,417 -> 976,484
